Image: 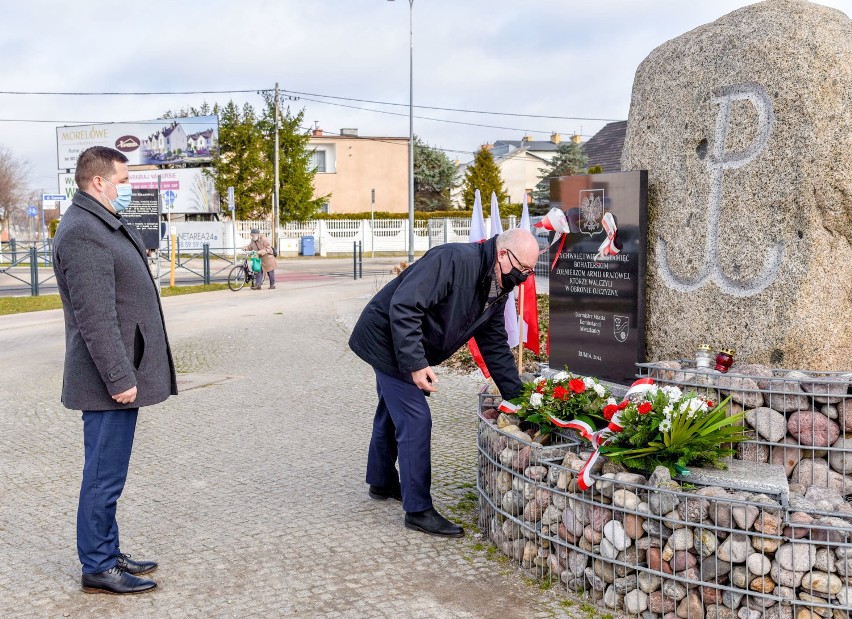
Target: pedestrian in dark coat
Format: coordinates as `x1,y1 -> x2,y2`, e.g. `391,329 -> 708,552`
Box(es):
349,228 -> 540,537
52,146 -> 177,594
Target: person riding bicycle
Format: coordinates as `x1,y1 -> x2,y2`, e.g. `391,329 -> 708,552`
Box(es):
244,228 -> 277,290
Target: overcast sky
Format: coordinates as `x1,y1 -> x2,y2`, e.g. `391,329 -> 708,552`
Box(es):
1,0 -> 850,193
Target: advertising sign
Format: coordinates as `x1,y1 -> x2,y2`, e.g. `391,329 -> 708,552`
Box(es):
56,115 -> 219,169
548,170 -> 648,384
123,189 -> 161,250
59,168 -> 219,214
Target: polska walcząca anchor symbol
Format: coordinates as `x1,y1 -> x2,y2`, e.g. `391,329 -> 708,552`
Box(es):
656,83 -> 784,297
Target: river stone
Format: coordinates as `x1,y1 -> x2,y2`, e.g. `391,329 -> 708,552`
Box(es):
747,553 -> 772,576
764,371 -> 812,412
590,505 -> 613,532
717,534 -> 749,563
716,375 -> 764,408
624,514 -> 645,540
677,591 -> 703,619
694,529 -> 718,557
625,589 -> 650,614
613,489 -> 642,511
770,437 -> 803,476
649,590 -> 676,614
638,571 -> 662,593
739,609 -> 762,619
775,542 -> 816,572
614,574 -> 639,595
792,458 -> 852,494
621,0 -> 852,370
604,520 -> 631,552
801,373 -> 852,404
705,606 -> 737,619
800,570 -> 843,596
744,407 -> 788,442
788,411 -> 840,447
769,563 -> 805,588
829,436 -> 852,475
661,579 -> 687,601
567,550 -> 588,577
603,584 -> 623,610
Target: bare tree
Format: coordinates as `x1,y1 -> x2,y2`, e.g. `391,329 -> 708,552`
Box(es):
0,147 -> 32,241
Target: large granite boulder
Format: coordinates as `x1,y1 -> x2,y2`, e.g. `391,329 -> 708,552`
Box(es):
621,0 -> 852,371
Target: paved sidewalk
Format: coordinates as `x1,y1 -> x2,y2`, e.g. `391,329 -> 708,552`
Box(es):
0,266 -> 582,617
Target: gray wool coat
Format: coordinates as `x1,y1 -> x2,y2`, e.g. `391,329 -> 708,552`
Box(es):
52,191 -> 178,411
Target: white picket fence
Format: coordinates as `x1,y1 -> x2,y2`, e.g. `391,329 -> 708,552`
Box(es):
237,217 -> 518,255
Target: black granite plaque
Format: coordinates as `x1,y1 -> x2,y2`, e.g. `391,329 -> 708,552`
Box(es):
124,189 -> 161,250
549,170 -> 647,384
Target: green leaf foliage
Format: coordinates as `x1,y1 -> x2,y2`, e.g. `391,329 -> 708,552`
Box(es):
532,141 -> 589,207
414,136 -> 457,212
461,146 -> 509,212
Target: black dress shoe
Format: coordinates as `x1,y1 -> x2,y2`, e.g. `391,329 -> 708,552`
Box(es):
81,567 -> 157,594
116,552 -> 158,575
369,484 -> 402,501
404,507 -> 465,538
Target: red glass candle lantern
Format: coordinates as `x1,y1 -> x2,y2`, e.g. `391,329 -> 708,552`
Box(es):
714,348 -> 735,373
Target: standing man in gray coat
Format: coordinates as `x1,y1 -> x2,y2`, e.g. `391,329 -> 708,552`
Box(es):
52,146 -> 178,594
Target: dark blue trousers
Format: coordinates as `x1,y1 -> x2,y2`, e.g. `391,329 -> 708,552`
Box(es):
366,369 -> 433,513
78,408 -> 138,574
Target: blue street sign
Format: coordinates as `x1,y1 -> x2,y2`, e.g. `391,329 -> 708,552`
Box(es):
26,206 -> 38,217
227,186 -> 235,211
42,194 -> 66,201
162,190 -> 177,207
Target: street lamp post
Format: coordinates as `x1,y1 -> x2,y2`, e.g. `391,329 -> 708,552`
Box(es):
389,0 -> 415,263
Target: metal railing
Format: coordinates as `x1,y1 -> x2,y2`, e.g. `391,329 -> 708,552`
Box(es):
0,242 -> 56,296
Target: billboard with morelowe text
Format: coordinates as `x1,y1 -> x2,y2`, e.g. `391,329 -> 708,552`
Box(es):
59,168 -> 219,214
56,115 -> 219,169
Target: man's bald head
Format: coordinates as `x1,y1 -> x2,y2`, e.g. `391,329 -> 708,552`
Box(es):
496,228 -> 540,266
494,228 -> 540,289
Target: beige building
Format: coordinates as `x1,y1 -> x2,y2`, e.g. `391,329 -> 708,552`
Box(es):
308,128 -> 409,214
451,133 -> 581,207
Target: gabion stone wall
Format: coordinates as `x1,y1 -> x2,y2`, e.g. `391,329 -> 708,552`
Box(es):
477,366 -> 852,619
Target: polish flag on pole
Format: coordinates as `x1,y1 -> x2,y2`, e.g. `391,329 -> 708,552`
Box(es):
467,190 -> 491,378
517,194 -> 540,355
490,192 -> 520,348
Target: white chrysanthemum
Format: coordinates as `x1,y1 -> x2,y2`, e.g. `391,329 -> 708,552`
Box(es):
529,393 -> 543,408
593,383 -> 606,398
552,371 -> 569,382
662,385 -> 682,400
583,376 -> 596,388
659,418 -> 672,433
662,404 -> 674,420
606,397 -> 618,406
682,397 -> 708,418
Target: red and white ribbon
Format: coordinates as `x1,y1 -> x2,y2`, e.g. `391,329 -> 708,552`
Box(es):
570,378 -> 656,490
594,212 -> 620,261
497,400 -> 521,415
534,207 -> 571,271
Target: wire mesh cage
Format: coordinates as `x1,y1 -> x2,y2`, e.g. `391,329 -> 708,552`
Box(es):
477,367 -> 852,618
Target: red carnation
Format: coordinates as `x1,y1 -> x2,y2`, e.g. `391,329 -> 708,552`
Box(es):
638,402 -> 653,415
536,383 -> 545,394
706,400 -> 714,408
553,386 -> 569,400
568,378 -> 586,394
603,404 -> 617,420
617,400 -> 629,411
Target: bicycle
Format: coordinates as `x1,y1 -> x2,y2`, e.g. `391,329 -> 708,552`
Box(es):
227,254 -> 256,291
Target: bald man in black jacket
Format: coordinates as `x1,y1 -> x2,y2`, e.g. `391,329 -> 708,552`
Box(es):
349,228 -> 540,537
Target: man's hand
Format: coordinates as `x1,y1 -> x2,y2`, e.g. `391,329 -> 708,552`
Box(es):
112,386 -> 137,405
412,367 -> 437,393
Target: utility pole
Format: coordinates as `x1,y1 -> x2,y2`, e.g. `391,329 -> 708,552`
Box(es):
273,82 -> 280,254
